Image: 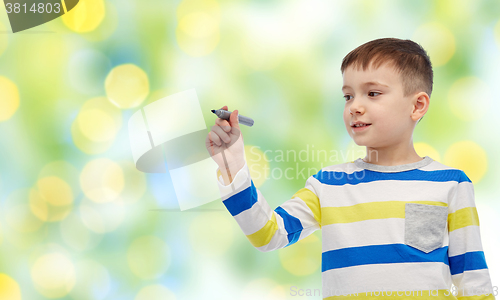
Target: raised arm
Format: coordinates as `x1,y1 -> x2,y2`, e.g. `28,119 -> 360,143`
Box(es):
447,171 -> 495,299
206,105 -> 321,252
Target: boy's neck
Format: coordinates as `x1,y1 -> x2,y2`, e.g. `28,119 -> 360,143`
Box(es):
362,145 -> 423,167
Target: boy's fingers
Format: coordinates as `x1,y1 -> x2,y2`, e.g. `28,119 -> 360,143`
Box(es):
206,134 -> 216,155
211,125 -> 231,143
215,118 -> 231,132
208,131 -> 222,146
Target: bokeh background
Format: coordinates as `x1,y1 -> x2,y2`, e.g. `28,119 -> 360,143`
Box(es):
0,0 -> 499,299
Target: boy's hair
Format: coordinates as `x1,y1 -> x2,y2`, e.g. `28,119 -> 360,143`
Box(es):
340,38 -> 433,123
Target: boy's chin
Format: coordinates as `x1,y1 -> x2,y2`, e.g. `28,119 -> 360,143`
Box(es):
351,139 -> 368,147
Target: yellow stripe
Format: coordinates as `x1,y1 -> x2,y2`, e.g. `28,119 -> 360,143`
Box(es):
322,201 -> 447,226
293,188 -> 322,228
448,207 -> 479,232
324,289 -> 459,299
61,0 -> 68,13
246,213 -> 278,248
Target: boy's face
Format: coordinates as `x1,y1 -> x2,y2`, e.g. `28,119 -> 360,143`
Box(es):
342,62 -> 418,149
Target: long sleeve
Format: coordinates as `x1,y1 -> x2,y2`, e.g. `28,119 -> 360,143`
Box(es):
215,162 -> 322,252
447,170 -> 495,299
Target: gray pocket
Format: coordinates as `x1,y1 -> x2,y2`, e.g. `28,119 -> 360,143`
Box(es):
404,203 -> 448,253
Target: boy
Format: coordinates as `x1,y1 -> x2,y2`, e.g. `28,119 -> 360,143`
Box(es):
205,38 -> 495,299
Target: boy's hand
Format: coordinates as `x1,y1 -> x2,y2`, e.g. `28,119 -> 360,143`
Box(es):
205,105 -> 246,183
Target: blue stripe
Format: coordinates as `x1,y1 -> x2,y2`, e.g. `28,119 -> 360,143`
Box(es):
222,180 -> 257,216
275,206 -> 303,247
449,251 -> 488,275
314,169 -> 470,186
322,244 -> 449,272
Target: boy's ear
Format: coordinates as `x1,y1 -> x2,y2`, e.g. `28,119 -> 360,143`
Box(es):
411,92 -> 429,122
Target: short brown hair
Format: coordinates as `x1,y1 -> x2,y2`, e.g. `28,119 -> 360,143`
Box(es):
341,38 -> 433,100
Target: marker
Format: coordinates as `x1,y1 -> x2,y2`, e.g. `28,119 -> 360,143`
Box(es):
211,109 -> 254,127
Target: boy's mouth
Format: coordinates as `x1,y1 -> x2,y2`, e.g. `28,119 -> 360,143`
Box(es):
350,121 -> 372,133
351,122 -> 372,128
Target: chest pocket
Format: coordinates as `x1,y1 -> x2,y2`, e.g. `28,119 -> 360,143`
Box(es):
404,203 -> 448,253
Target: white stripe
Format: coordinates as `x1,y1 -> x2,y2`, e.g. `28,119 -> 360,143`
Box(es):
297,225 -> 320,242
322,218 -> 450,253
449,181 -> 476,213
321,180 -> 455,208
451,269 -> 494,296
322,219 -> 405,252
321,263 -> 452,297
448,225 -> 484,257
255,188 -> 275,217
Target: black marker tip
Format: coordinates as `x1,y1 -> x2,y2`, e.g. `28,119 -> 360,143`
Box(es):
211,109 -> 216,113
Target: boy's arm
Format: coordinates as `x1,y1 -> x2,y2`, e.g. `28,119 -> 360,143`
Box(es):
216,161 -> 321,252
447,171 -> 496,299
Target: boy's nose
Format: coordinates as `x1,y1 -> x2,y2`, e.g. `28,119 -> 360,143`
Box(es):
349,100 -> 365,115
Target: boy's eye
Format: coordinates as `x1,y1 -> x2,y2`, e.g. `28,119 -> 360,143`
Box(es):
343,95 -> 352,101
368,92 -> 381,97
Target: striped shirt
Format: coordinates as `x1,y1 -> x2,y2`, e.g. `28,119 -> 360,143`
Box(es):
216,156 -> 495,299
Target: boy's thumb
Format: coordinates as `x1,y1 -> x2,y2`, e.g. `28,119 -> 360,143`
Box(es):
230,109 -> 240,129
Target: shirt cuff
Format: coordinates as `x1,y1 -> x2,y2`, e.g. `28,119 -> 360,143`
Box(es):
215,162 -> 251,199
